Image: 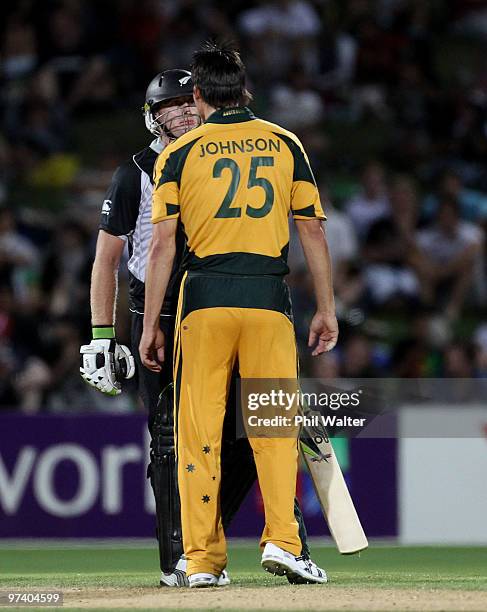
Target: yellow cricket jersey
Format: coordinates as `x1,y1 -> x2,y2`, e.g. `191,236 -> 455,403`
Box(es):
152,106 -> 325,276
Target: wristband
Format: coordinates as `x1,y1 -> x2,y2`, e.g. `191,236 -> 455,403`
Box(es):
92,326 -> 115,340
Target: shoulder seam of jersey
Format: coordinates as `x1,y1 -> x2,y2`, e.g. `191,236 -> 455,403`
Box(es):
156,136 -> 203,189
272,131 -> 316,186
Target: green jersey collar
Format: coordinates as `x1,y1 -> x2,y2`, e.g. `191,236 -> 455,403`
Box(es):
205,106 -> 256,124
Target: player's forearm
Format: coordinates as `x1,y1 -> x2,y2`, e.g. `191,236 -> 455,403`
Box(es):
90,231 -> 126,330
143,237 -> 176,333
296,220 -> 335,314
91,255 -> 118,326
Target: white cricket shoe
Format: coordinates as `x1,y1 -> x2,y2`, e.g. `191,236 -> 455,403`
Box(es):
162,556 -> 230,587
188,572 -> 219,588
217,569 -> 231,586
261,542 -> 328,584
286,556 -> 328,585
160,556 -> 189,587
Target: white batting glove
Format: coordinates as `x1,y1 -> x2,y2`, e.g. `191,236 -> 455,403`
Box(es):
80,338 -> 135,396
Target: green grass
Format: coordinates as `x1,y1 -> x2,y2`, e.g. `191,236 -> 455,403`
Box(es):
1,544 -> 486,592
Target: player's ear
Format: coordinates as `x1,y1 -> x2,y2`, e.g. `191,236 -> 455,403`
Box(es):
193,86 -> 201,103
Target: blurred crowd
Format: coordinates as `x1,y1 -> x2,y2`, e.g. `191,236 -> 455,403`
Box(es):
1,0 -> 487,412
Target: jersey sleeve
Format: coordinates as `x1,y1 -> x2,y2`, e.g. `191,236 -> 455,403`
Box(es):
277,132 -> 325,220
152,148 -> 181,223
99,161 -> 141,237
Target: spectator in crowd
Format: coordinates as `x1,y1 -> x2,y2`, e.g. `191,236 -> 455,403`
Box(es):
269,65 -> 325,131
415,196 -> 484,319
238,0 -> 321,79
442,342 -> 476,378
340,333 -> 379,378
0,344 -> 18,409
451,0 -> 487,37
423,169 -> 487,224
0,137 -> 8,205
309,350 -> 340,380
316,11 -> 357,92
322,187 -> 363,316
473,324 -> 487,377
288,184 -> 362,320
0,0 -> 485,409
345,161 -> 391,240
0,207 -> 38,302
158,3 -> 209,71
0,20 -> 37,88
362,175 -> 421,307
40,219 -> 90,320
391,307 -> 445,378
36,4 -> 116,112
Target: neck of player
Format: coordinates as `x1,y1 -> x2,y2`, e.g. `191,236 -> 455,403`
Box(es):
200,102 -> 217,122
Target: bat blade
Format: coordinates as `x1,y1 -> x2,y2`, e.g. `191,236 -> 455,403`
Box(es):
301,428 -> 368,555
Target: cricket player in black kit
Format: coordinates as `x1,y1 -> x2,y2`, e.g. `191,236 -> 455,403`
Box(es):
80,69 -> 320,586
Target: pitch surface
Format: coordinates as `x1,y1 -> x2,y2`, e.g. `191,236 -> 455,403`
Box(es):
1,544 -> 486,611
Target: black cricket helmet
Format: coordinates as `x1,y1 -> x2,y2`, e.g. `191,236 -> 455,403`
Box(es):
143,69 -> 201,139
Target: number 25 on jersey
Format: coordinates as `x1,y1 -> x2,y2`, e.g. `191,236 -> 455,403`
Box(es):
213,156 -> 274,219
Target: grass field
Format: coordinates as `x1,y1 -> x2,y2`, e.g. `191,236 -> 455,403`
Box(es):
1,542 -> 486,611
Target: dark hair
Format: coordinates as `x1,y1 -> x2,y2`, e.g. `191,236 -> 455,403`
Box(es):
191,40 -> 252,108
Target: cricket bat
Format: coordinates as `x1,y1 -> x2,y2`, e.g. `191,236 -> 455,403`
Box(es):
300,415 -> 368,555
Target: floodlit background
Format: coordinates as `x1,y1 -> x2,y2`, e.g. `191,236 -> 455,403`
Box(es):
0,1 -> 486,545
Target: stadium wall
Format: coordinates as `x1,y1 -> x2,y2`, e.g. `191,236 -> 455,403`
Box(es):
399,407 -> 487,545
0,414 -> 396,540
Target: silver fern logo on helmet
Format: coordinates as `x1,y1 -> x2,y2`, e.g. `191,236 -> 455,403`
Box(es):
179,75 -> 191,86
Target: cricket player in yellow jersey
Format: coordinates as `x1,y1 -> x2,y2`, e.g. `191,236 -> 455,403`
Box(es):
140,41 -> 338,587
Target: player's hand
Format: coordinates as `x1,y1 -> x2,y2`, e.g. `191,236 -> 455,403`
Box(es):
308,311 -> 338,356
139,327 -> 165,372
80,339 -> 135,395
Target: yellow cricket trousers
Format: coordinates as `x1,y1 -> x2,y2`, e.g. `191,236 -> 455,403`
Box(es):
173,272 -> 301,576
